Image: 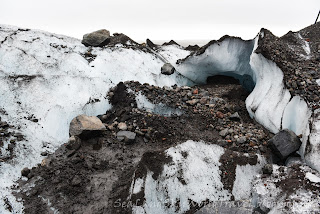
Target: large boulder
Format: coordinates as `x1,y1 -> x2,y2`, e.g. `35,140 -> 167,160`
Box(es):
116,131 -> 136,144
161,63 -> 175,75
82,29 -> 111,47
69,115 -> 106,139
268,129 -> 302,162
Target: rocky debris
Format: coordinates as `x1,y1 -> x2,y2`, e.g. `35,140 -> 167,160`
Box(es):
69,115 -> 106,139
256,23 -> 320,108
162,40 -> 180,46
267,129 -> 302,162
161,62 -> 176,75
0,117 -> 24,161
185,44 -> 200,51
252,164 -> 320,213
81,29 -> 111,47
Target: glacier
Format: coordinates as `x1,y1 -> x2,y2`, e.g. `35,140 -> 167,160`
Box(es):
0,24 -> 319,213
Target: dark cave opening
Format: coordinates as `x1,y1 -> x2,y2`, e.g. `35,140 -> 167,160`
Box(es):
206,73 -> 255,93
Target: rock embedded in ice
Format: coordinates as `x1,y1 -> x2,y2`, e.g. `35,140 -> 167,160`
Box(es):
267,129 -> 302,161
82,29 -> 111,47
69,115 -> 106,139
161,63 -> 176,75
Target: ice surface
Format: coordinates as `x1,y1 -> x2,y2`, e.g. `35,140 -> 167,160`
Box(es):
157,45 -> 190,65
131,141 -> 265,214
282,96 -> 311,156
298,33 -> 311,59
305,109 -> 320,172
306,172 -> 320,183
0,25 -> 191,213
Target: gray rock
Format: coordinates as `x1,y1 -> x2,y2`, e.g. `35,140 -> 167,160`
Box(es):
82,29 -> 111,47
229,112 -> 241,121
237,136 -> 247,144
219,128 -> 229,137
69,115 -> 106,139
186,99 -> 199,106
268,129 -> 302,161
161,63 -> 175,75
117,131 -> 136,144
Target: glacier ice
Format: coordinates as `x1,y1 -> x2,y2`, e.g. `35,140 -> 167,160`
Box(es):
0,24 -> 319,213
0,25 -> 190,213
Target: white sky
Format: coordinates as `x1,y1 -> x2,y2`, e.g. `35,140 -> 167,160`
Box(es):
0,0 -> 319,42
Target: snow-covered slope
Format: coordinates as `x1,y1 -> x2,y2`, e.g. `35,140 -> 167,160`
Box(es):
0,24 -> 190,213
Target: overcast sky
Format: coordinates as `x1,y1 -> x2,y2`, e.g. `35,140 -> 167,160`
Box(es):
1,0 -> 319,42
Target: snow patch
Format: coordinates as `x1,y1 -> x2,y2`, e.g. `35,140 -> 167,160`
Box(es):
298,33 -> 311,59
306,172 -> 320,183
